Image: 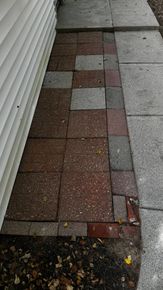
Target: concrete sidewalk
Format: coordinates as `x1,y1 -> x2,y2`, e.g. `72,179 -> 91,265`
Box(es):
57,1 -> 163,289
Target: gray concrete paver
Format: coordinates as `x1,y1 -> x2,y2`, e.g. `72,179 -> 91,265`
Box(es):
113,195 -> 127,222
71,88 -> 106,110
75,55 -> 103,71
109,136 -> 133,170
29,222 -> 58,236
1,221 -> 31,235
43,72 -> 73,88
110,0 -> 159,29
120,64 -> 163,116
104,55 -> 119,70
57,0 -> 113,29
106,87 -> 124,109
115,31 -> 163,63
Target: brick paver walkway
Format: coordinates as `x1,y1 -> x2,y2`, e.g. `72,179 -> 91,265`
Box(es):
2,32 -> 140,240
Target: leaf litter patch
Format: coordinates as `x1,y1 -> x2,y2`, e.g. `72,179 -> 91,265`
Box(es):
0,236 -> 140,290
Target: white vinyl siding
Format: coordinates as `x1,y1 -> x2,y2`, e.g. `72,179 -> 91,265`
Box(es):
0,0 -> 57,228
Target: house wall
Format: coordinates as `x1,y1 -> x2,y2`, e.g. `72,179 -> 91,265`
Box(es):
0,0 -> 57,228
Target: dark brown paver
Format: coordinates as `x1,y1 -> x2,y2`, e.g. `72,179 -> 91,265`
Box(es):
55,33 -> 78,44
107,109 -> 128,136
64,138 -> 109,172
68,110 -> 107,138
105,70 -> 121,87
77,43 -> 103,55
51,43 -> 77,56
78,32 -> 103,43
47,56 -> 76,71
29,89 -> 71,138
59,172 -> 113,222
111,171 -> 138,197
88,223 -> 121,238
19,139 -> 66,172
73,70 -> 104,88
6,173 -> 60,221
104,43 -> 117,55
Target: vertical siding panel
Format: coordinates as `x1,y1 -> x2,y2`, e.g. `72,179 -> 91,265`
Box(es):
0,0 -> 57,228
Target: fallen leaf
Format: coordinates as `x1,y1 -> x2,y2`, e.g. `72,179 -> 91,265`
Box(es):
64,222 -> 68,228
96,149 -> 102,154
92,243 -> 97,249
124,255 -> 132,265
32,270 -> 38,279
14,275 -> 20,285
43,196 -> 48,202
60,275 -> 72,286
48,279 -> 60,290
67,286 -> 74,290
55,263 -> 62,269
20,252 -> 31,260
97,238 -> 103,244
71,235 -> 76,242
118,219 -> 123,225
57,255 -> 62,264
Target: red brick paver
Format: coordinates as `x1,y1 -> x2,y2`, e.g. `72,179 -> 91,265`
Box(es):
73,70 -> 104,88
77,43 -> 103,55
6,173 -> 60,221
19,139 -> 65,172
78,32 -> 103,43
47,56 -> 76,71
59,172 -> 113,222
55,33 -> 78,44
29,89 -> 70,138
105,70 -> 121,87
88,223 -> 121,238
4,32 -> 140,241
51,43 -> 77,56
107,109 -> 128,136
68,110 -> 107,138
64,138 -> 109,172
104,43 -> 117,55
